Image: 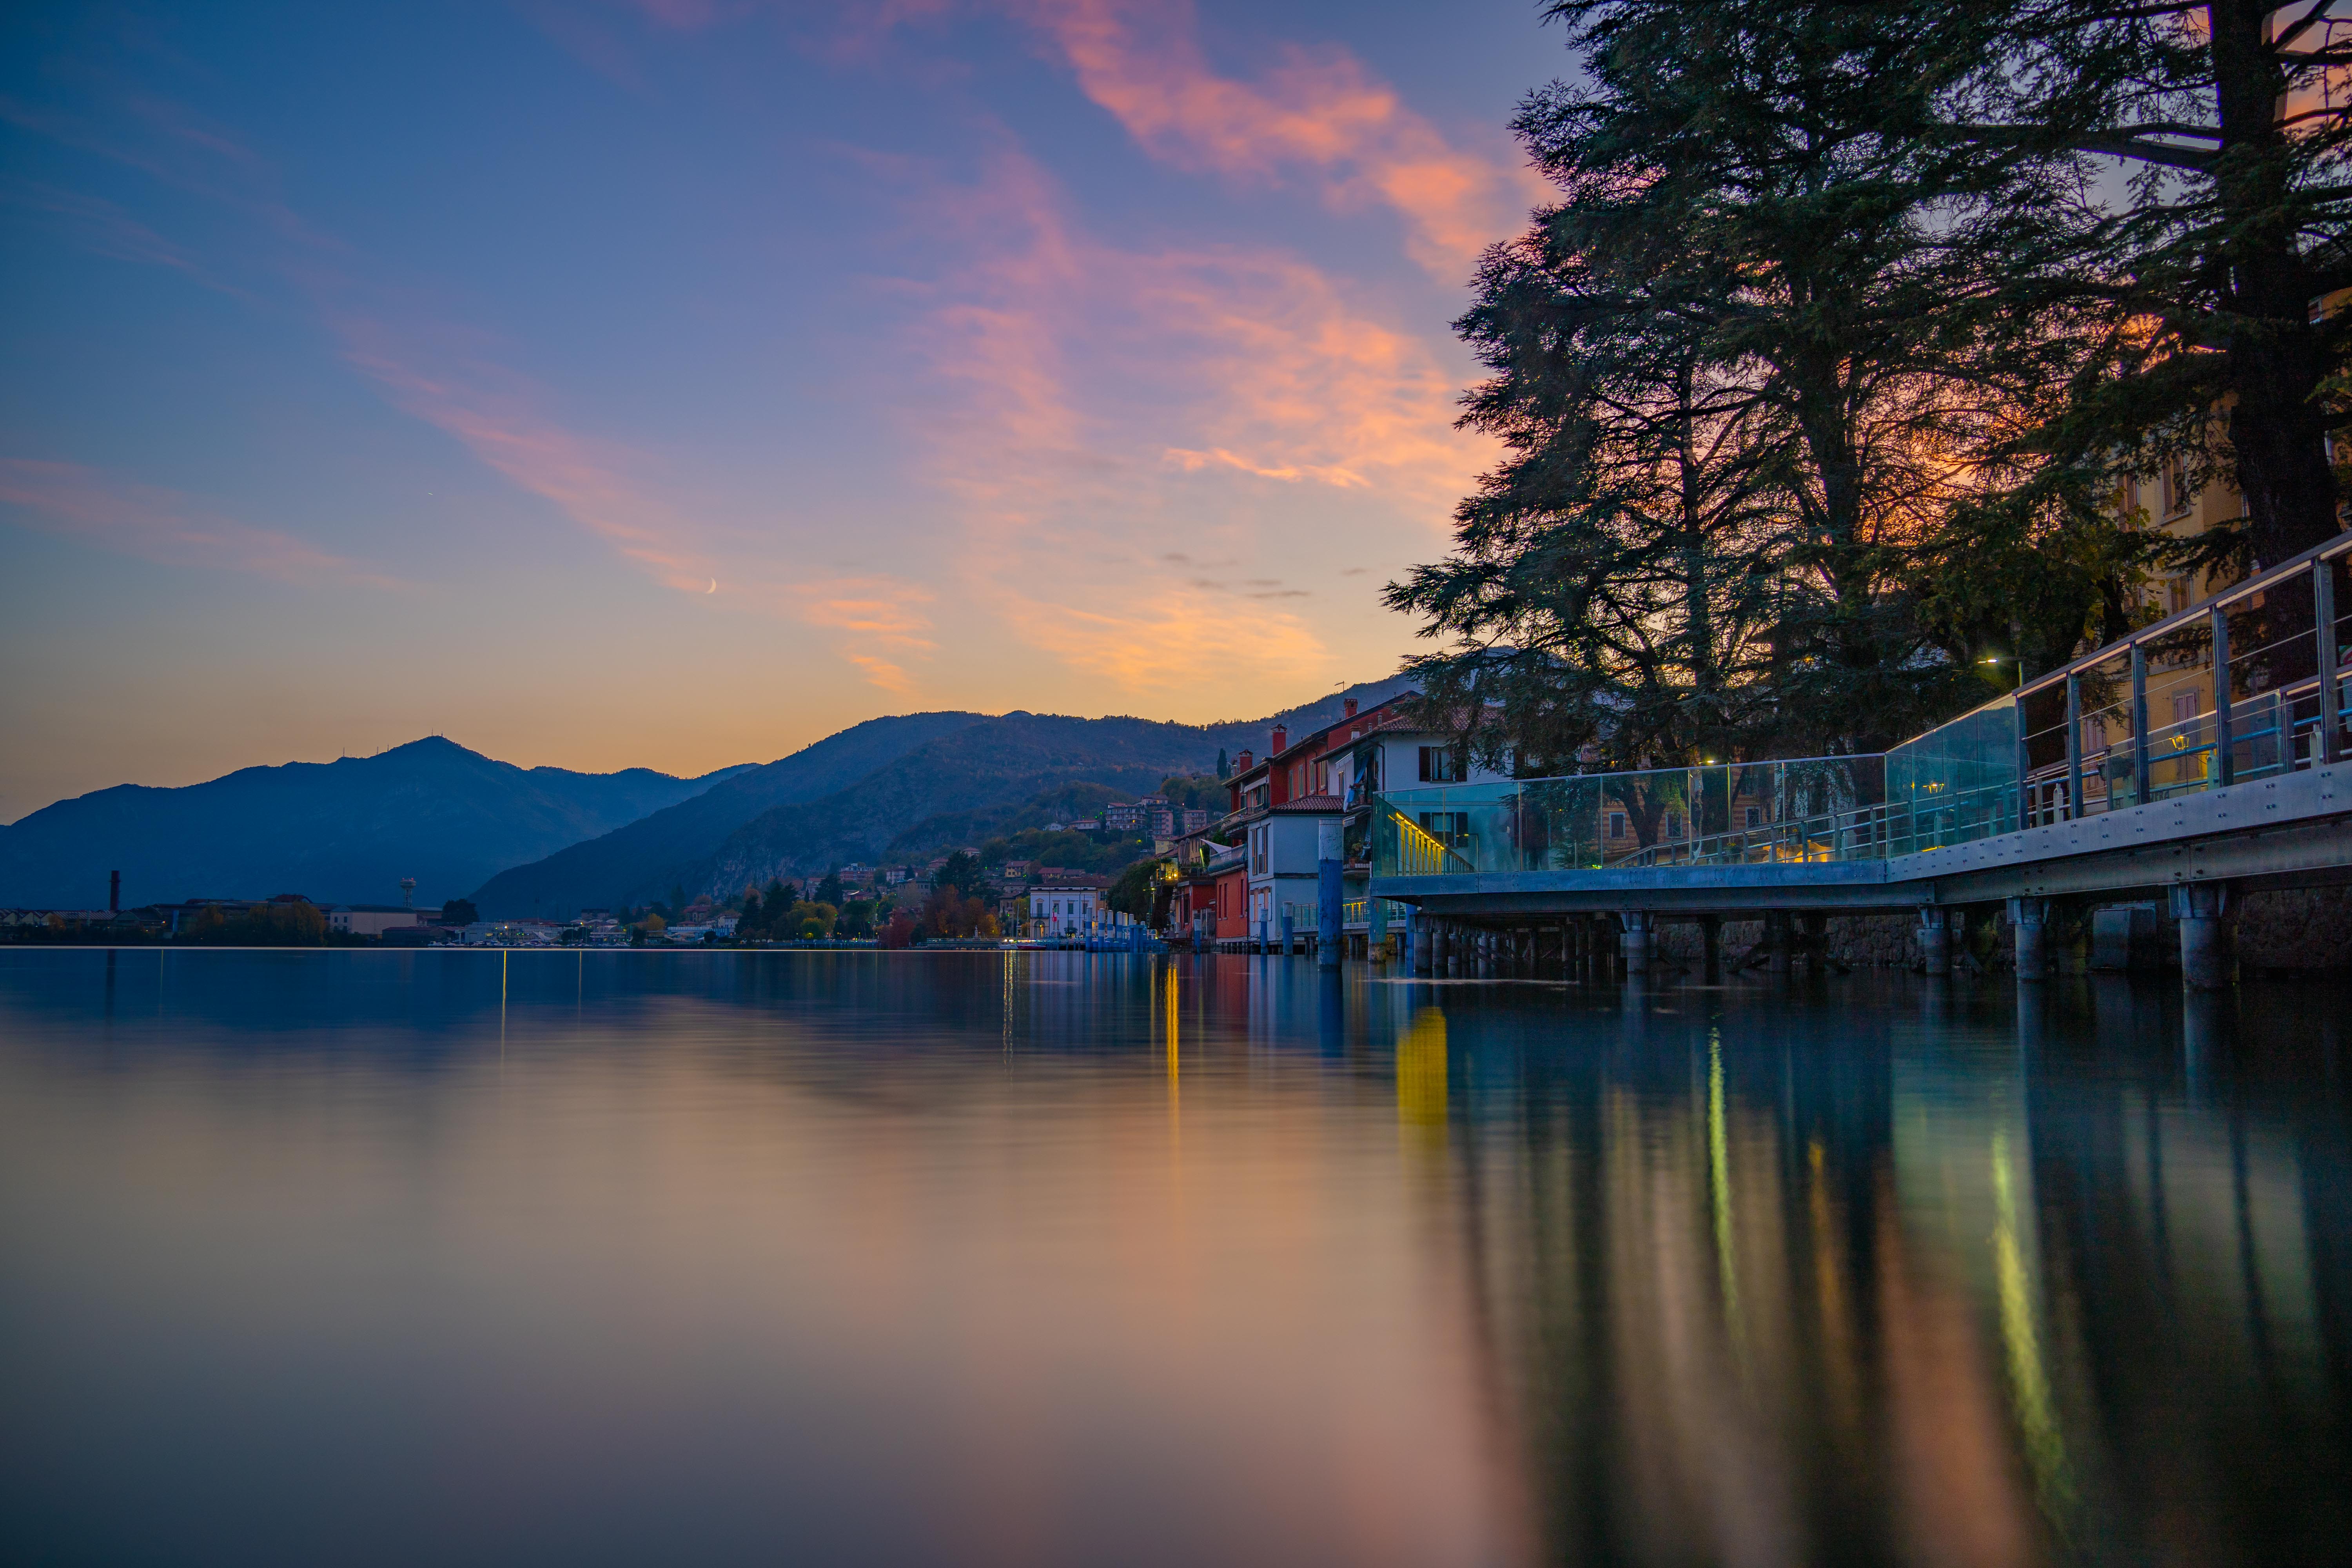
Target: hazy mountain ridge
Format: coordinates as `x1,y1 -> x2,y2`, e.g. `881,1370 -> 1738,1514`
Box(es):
466,711 -> 991,916
8,680 -> 1417,917
472,680 -> 1415,915
0,737 -> 755,909
687,713 -> 1216,901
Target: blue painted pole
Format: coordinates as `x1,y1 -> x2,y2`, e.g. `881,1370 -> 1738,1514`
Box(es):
1316,818 -> 1343,967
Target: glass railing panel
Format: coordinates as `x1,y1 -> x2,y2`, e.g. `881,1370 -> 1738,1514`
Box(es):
2019,681 -> 2071,824
2141,615 -> 2216,800
2332,554 -> 2352,760
2224,572 -> 2318,782
1885,696 -> 2016,852
2071,652 -> 2136,814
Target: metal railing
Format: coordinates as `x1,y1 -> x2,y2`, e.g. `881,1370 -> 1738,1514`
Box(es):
1371,533 -> 2352,880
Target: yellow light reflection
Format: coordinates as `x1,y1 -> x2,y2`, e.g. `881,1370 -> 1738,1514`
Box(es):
1992,1127 -> 2074,1530
1397,1007 -> 1447,1140
1709,1030 -> 1744,1351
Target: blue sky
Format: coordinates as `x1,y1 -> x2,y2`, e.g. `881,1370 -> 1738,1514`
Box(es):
1,0 -> 1561,818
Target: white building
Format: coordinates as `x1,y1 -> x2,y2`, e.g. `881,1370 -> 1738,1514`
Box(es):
1029,886 -> 1102,935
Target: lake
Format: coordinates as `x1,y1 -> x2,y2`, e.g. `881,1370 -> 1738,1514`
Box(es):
1,948 -> 2345,1566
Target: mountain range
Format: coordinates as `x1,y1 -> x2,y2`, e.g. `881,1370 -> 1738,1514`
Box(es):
1,677 -> 1416,917
471,679 -> 1415,917
0,739 -> 754,911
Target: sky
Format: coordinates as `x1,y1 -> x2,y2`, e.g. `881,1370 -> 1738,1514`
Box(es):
0,0 -> 1563,821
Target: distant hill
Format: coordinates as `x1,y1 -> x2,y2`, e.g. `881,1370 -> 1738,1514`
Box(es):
468,711 -> 989,916
0,738 -> 755,910
472,679 -> 1417,916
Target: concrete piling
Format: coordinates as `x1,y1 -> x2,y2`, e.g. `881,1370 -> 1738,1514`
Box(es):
2173,882 -> 2235,991
2009,896 -> 2049,982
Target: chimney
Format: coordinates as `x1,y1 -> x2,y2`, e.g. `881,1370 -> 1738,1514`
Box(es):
1344,697 -> 1358,719
109,870 -> 120,914
1270,725 -> 1288,753
1237,750 -> 1253,771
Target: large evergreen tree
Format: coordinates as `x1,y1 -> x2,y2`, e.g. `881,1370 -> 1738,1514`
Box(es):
1938,1 -> 2352,568
1397,1 -> 2070,764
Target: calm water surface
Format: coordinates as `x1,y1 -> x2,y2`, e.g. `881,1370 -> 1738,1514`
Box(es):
2,949 -> 2346,1566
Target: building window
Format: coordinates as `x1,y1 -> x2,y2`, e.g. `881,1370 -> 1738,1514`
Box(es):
1743,806 -> 1761,829
1607,811 -> 1628,839
1252,826 -> 1267,875
1665,813 -> 1682,838
2163,458 -> 2190,518
2168,577 -> 2190,613
1417,745 -> 1463,783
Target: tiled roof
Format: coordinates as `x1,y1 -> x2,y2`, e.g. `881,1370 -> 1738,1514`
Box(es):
1268,793 -> 1346,813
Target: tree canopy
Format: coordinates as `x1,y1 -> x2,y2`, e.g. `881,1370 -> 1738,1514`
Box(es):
1392,0 -> 2348,772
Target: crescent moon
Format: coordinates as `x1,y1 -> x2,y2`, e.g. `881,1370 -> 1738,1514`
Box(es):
707,578 -> 717,593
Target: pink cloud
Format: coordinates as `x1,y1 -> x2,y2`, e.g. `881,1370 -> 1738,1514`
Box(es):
1011,0 -> 1539,278
331,314 -> 723,595
869,142 -> 1488,694
0,457 -> 403,589
1162,447 -> 1367,489
886,141 -> 1488,528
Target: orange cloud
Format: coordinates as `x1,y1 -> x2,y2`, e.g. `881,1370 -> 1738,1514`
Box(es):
790,575 -> 938,693
1012,0 -> 1539,278
1000,581 -> 1325,694
873,141 -> 1487,698
0,457 -> 403,589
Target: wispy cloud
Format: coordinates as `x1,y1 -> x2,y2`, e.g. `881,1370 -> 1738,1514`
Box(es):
1011,0 -> 1538,278
331,314 -> 723,593
1001,581 -> 1325,693
1162,447 -> 1366,488
5,84 -> 765,610
0,457 -> 403,588
871,139 -> 1488,693
788,574 -> 937,693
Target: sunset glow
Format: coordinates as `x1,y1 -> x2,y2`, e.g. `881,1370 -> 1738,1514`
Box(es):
0,0 -> 1544,817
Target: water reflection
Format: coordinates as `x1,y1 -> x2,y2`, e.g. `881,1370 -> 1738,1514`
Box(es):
0,951 -> 2344,1567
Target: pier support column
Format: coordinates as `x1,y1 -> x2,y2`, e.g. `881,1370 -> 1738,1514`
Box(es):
1621,911 -> 1651,976
1442,922 -> 1461,979
1316,820 -> 1343,968
1764,910 -> 1792,973
2172,883 -> 2236,991
1918,907 -> 1952,977
1800,913 -> 1829,975
2009,897 -> 2050,982
1699,915 -> 1722,979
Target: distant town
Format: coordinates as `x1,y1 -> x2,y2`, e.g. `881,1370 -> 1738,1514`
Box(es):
0,693 -> 1486,955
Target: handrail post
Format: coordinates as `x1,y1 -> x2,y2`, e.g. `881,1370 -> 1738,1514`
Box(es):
2211,603 -> 2233,788
2065,673 -> 2083,820
2130,643 -> 2151,805
2318,558 -> 2341,766
2016,701 -> 2033,832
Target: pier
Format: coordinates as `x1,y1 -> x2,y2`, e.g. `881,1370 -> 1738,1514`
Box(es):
1370,534 -> 2352,989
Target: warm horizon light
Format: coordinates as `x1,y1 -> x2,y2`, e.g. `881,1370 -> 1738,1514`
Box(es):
0,0 -> 1556,821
